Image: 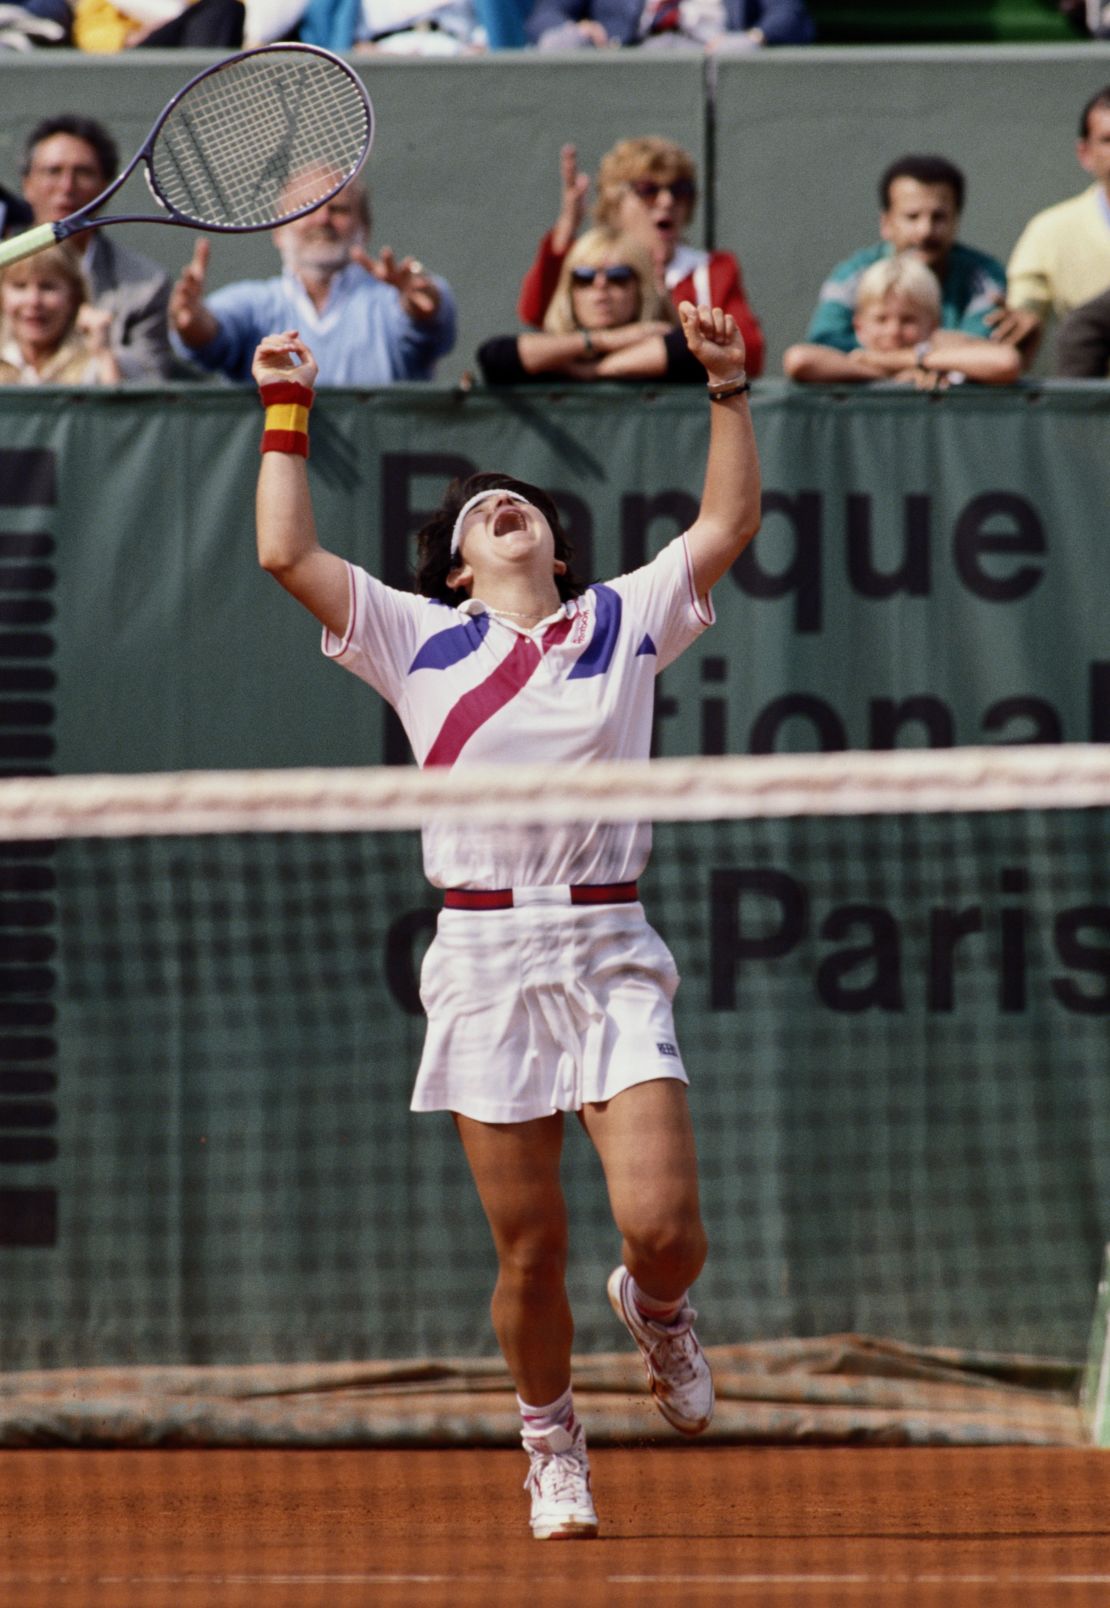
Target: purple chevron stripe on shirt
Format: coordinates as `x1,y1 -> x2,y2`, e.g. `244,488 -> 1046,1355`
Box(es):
408,612 -> 491,673
568,584 -> 621,680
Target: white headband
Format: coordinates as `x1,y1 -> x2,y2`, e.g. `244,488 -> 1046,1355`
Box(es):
449,489 -> 531,564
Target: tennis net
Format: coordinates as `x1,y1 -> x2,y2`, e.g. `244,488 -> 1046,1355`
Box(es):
1,743 -> 1108,1391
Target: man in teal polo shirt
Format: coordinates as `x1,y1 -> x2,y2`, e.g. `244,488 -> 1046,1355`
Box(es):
803,154 -> 1008,353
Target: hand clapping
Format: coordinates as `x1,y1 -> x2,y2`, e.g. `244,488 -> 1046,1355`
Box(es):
169,239 -> 219,349
351,245 -> 441,321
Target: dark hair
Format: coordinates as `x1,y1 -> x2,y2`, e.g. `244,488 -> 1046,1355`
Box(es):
878,155 -> 966,213
414,472 -> 586,605
1079,85 -> 1110,139
22,116 -> 119,183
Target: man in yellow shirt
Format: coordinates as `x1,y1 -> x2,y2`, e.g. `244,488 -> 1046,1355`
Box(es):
1001,85 -> 1110,366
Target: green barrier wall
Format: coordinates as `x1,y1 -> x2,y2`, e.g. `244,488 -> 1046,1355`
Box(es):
0,382 -> 1106,773
0,383 -> 1107,1369
2,46 -> 1108,378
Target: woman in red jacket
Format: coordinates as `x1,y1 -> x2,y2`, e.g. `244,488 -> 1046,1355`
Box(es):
517,135 -> 765,377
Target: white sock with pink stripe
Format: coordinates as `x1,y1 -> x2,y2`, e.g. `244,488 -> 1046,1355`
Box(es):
517,1384 -> 576,1448
630,1277 -> 686,1327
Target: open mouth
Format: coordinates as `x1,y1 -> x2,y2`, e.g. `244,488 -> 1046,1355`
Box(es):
493,506 -> 528,536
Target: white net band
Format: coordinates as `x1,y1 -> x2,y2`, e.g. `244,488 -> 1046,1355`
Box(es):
0,743 -> 1108,839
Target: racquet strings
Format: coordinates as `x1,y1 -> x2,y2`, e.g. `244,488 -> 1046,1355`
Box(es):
148,50 -> 372,230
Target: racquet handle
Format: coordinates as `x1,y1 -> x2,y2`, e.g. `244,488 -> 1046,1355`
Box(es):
0,223 -> 60,271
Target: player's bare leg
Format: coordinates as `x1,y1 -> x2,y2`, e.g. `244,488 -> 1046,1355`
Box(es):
581,1079 -> 714,1434
454,1111 -> 572,1401
581,1078 -> 707,1298
453,1112 -> 597,1538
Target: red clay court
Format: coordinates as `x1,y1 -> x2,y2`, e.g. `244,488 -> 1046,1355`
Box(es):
5,1446 -> 1110,1608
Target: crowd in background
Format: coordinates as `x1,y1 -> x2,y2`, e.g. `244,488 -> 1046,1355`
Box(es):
0,0 -> 818,55
3,0 -> 1110,54
1,82 -> 1109,386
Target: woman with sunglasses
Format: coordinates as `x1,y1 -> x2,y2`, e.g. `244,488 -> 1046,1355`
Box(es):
517,136 -> 765,376
479,226 -> 705,384
251,297 -> 760,1542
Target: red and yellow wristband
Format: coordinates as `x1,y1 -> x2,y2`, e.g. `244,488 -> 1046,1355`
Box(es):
259,380 -> 315,458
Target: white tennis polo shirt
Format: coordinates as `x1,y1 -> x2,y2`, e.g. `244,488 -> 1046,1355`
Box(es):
323,532 -> 713,888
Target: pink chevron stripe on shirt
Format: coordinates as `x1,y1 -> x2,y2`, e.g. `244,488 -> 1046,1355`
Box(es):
424,616 -> 574,768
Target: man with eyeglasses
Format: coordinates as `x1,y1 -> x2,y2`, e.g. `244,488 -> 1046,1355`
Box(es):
517,136 -> 766,376
20,115 -> 174,381
526,0 -> 813,50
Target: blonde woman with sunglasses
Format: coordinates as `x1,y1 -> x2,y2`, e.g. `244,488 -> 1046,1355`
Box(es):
517,136 -> 765,375
480,226 -> 705,383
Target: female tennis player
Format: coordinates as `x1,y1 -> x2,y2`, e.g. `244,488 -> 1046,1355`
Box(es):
252,300 -> 760,1540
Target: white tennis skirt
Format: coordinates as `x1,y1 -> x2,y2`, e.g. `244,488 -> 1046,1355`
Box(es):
410,899 -> 688,1124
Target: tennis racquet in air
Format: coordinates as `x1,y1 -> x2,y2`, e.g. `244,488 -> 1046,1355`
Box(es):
0,43 -> 375,270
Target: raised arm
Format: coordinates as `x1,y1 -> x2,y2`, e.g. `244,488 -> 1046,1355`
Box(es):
679,302 -> 762,596
550,144 -> 590,254
253,331 -> 350,638
169,239 -> 220,351
517,147 -> 589,326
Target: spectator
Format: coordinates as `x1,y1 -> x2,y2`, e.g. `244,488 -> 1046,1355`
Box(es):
289,0 -> 485,51
71,0 -> 242,47
526,0 -> 814,51
479,226 -> 705,383
783,256 -> 1021,388
0,1 -> 65,45
0,242 -> 121,384
1057,0 -> 1110,38
0,183 -> 32,237
246,0 -> 521,43
21,116 -> 173,380
517,138 -> 765,376
472,0 -> 526,44
803,155 -> 1016,359
1055,286 -> 1110,377
995,86 -> 1110,360
169,179 -> 456,385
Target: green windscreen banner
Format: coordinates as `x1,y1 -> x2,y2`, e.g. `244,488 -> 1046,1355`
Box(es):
0,382 -> 1106,1370
0,381 -> 1105,774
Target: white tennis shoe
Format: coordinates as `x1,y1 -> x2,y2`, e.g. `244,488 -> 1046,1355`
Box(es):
607,1264 -> 715,1436
523,1420 -> 599,1540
